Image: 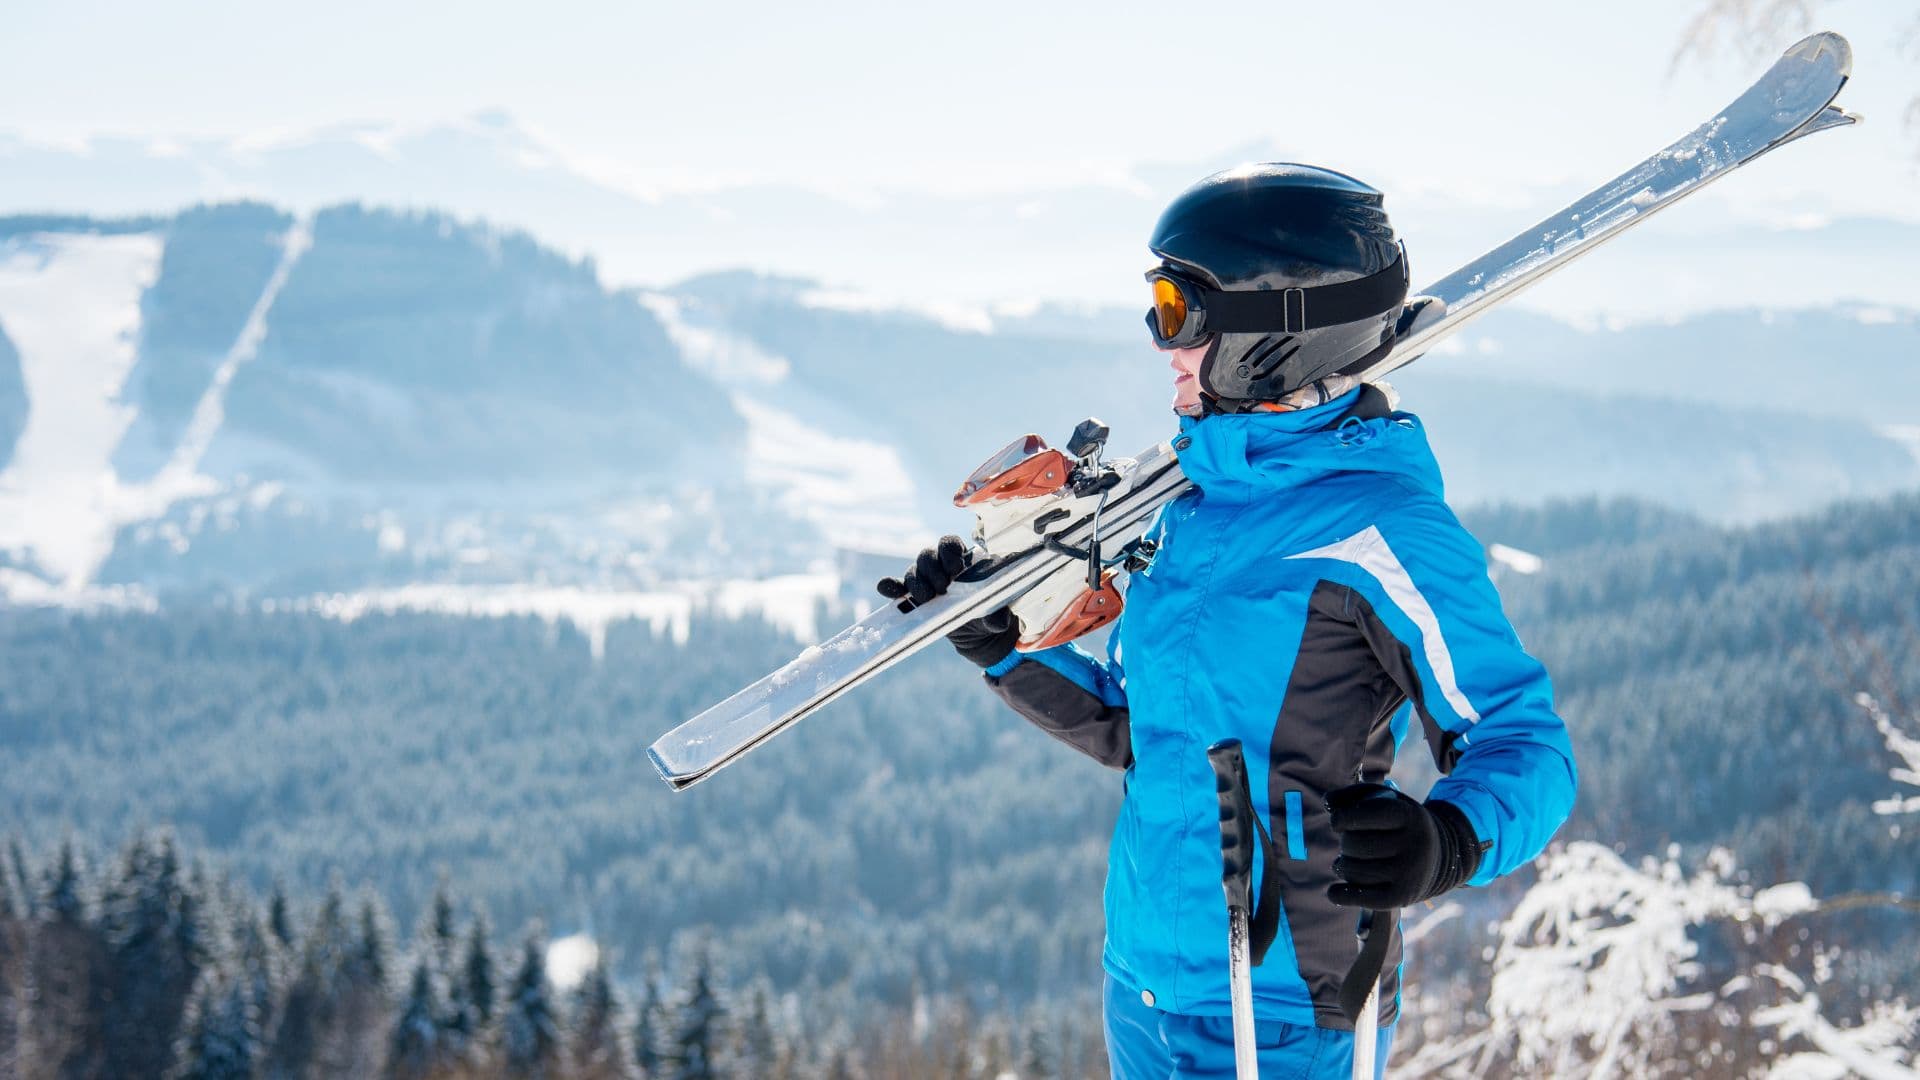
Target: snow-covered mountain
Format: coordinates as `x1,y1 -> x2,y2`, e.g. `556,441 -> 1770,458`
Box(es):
1,201 -> 1916,626
0,205 -> 926,629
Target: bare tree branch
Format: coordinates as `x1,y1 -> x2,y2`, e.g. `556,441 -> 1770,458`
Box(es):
1672,0 -> 1828,74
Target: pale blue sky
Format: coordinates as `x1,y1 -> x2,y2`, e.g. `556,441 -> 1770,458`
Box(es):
4,0 -> 1914,215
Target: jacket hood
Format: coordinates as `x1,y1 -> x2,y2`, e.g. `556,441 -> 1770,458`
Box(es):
1173,387 -> 1443,501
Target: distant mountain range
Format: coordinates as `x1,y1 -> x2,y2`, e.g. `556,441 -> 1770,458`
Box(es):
0,201 -> 1915,615
3,114 -> 1916,322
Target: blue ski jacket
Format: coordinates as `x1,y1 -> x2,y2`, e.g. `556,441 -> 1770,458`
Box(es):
980,388 -> 1577,1030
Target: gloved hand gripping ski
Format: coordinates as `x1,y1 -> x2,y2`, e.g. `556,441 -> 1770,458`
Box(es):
876,537 -> 1018,669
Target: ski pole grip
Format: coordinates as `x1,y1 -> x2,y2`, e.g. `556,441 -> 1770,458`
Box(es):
1207,739 -> 1255,911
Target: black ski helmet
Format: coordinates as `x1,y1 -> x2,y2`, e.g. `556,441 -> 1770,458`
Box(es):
1147,163 -> 1408,408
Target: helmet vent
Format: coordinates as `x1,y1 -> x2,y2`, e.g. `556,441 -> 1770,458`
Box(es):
1244,335 -> 1302,380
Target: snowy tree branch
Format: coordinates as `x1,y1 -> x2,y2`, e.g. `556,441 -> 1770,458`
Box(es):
1856,692 -> 1920,818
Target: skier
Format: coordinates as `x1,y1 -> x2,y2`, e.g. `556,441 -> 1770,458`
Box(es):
879,164 -> 1578,1078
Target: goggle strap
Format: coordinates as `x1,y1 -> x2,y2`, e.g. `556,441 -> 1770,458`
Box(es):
1199,250 -> 1409,334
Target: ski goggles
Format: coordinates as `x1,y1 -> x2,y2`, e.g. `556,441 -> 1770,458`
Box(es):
1144,246 -> 1410,349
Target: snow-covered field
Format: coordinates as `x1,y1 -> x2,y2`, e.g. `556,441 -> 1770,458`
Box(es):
641,292 -> 926,554
291,572 -> 842,658
0,232 -> 164,587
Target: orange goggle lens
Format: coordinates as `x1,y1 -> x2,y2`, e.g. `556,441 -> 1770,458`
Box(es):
1151,276 -> 1189,340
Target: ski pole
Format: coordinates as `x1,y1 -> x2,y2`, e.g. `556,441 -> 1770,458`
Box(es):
1206,738 -> 1260,1080
1350,912 -> 1381,1080
1339,904 -> 1397,1079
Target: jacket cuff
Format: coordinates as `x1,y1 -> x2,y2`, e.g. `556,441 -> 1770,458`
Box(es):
980,651 -> 1023,678
1426,800 -> 1487,897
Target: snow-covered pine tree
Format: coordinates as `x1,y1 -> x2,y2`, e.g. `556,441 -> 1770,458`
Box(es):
502,929 -> 562,1078
449,912 -> 497,1056
412,879 -> 473,1062
0,857 -> 20,1080
425,878 -> 458,976
731,980 -> 779,1077
323,890 -> 394,1076
40,839 -> 84,926
99,832 -> 207,1078
386,957 -> 446,1080
669,946 -> 726,1080
631,953 -> 667,1079
348,891 -> 392,993
266,880 -> 296,951
30,839 -> 105,1077
264,879 -> 352,1080
231,907 -> 280,1048
173,975 -> 259,1080
822,1044 -> 858,1080
1019,1016 -> 1057,1080
569,955 -> 634,1080
4,839 -> 31,920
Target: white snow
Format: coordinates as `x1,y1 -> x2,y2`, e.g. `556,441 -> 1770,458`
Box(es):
1481,842 -> 1747,1078
642,293 -> 928,552
299,584 -> 697,656
637,293 -> 789,385
1752,965 -> 1920,1080
710,571 -> 841,641
0,566 -> 155,611
153,219 -> 311,483
295,573 -> 841,659
1399,837 -> 1920,1080
0,222 -> 310,596
1851,305 -> 1903,326
544,933 -> 599,992
1877,425 -> 1920,469
1855,693 -> 1920,817
1751,881 -> 1818,922
730,396 -> 924,552
795,287 -> 995,335
1488,543 -> 1544,576
0,231 -> 164,586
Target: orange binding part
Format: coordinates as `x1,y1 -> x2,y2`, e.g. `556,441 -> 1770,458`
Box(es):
1020,570 -> 1124,650
953,434 -> 1072,506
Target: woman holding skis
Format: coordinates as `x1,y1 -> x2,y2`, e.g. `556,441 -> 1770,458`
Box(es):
880,163 -> 1578,1079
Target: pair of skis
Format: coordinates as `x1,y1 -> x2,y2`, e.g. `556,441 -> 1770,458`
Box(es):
647,33 -> 1857,801
651,30 -> 1855,1080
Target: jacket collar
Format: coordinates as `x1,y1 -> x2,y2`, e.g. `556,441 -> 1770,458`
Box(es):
1173,389 -> 1444,502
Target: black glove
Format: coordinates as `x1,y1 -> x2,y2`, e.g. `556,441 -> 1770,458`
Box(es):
876,536 -> 1020,669
1325,783 -> 1483,909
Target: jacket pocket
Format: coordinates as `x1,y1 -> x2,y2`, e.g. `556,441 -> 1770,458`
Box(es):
1283,790 -> 1307,860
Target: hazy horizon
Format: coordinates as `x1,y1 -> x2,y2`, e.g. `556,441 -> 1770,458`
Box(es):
4,0 -> 1917,322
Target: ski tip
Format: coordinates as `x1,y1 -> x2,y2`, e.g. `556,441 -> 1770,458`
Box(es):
1788,31 -> 1852,79
646,745 -> 693,791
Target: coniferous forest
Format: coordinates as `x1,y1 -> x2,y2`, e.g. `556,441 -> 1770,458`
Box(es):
0,831 -> 1097,1079
2,494 -> 1918,1076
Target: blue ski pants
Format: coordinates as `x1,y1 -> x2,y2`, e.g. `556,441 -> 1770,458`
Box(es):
1104,975 -> 1394,1079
